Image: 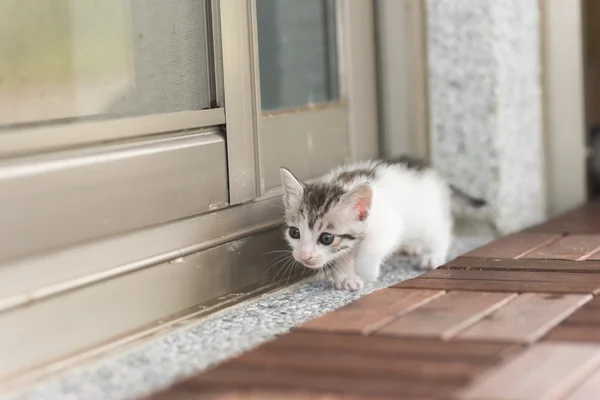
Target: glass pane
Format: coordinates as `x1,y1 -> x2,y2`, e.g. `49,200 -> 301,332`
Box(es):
0,0 -> 211,128
256,0 -> 339,112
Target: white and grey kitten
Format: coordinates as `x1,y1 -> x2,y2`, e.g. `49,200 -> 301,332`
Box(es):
279,156 -> 485,292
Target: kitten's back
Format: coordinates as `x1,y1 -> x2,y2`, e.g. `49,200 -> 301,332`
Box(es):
324,157 -> 434,188
324,158 -> 451,231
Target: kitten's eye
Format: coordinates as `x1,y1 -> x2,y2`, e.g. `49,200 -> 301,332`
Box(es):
288,227 -> 300,239
319,232 -> 335,246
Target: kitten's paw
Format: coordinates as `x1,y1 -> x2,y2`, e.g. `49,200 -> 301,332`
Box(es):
333,275 -> 364,292
418,254 -> 445,270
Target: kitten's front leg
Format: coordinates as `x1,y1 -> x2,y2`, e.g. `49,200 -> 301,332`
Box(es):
418,227 -> 451,270
399,243 -> 422,257
331,254 -> 364,292
354,245 -> 387,284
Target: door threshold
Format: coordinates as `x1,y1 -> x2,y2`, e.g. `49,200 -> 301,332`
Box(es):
1,276 -> 308,395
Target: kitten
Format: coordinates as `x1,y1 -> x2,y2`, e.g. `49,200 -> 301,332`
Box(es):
279,156 -> 486,291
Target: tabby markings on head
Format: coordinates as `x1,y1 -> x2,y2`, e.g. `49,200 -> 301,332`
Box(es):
301,183 -> 346,230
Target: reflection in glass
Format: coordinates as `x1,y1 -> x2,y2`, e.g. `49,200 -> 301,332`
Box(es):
0,0 -> 211,127
256,0 -> 339,111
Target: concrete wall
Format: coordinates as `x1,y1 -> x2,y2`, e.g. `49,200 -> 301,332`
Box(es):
426,0 -> 546,234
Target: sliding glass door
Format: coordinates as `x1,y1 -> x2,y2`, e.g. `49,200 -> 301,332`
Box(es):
0,0 -> 379,380
255,0 -> 351,190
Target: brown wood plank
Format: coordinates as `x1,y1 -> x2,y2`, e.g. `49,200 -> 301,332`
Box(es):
545,326 -> 600,342
442,257 -> 600,272
394,277 -> 600,294
461,233 -> 561,259
421,269 -> 600,283
585,248 -> 600,260
564,367 -> 600,400
299,289 -> 444,334
169,387 -> 412,400
221,393 -> 368,400
561,307 -> 600,325
273,331 -> 523,363
146,390 -> 318,400
374,291 -> 516,339
545,295 -> 600,342
457,293 -> 591,343
231,347 -> 482,384
458,342 -> 600,400
145,387 -> 377,400
178,391 -> 366,400
522,235 -> 600,261
154,332 -> 522,400
180,366 -> 447,398
575,296 -> 600,308
526,203 -> 600,234
143,391 -> 209,400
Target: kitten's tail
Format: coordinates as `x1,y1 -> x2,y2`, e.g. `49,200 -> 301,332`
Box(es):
449,184 -> 487,208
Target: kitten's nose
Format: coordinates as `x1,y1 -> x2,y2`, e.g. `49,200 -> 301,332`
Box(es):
299,249 -> 313,263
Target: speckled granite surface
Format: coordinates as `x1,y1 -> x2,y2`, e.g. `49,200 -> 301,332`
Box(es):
4,233 -> 492,400
427,0 -> 545,233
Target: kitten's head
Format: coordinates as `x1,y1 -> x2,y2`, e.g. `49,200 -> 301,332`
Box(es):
279,167 -> 372,270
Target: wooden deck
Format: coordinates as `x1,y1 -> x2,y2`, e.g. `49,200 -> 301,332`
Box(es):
143,202 -> 600,400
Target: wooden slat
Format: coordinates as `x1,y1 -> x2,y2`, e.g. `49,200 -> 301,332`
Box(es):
177,391 -> 366,400
272,331 -> 522,363
459,342 -> 600,400
299,289 -> 444,334
231,347 -> 482,384
457,293 -> 591,343
522,235 -> 600,261
144,387 -> 376,400
394,278 -> 600,294
461,233 -> 561,259
552,296 -> 600,333
421,269 -> 600,283
158,332 -> 522,400
223,393 -> 367,400
565,367 -> 600,400
144,391 -> 209,400
147,387 -> 441,400
375,292 -> 516,339
545,326 -> 600,342
181,366 -> 447,398
526,203 -> 600,234
585,248 -> 600,260
575,296 -> 600,308
443,257 -> 600,272
561,307 -> 600,325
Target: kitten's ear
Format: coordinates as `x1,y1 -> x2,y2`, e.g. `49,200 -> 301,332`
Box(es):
342,183 -> 372,221
279,167 -> 304,208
